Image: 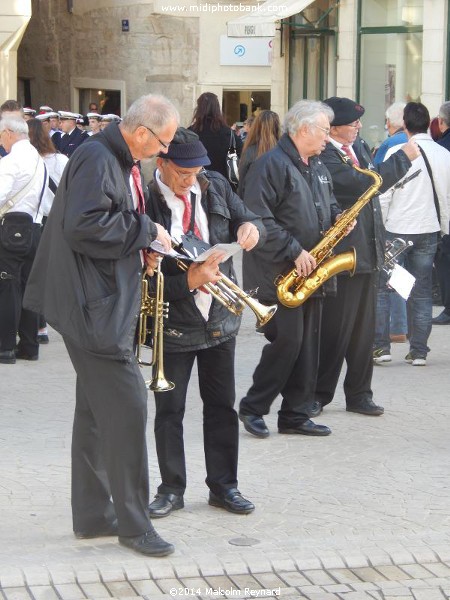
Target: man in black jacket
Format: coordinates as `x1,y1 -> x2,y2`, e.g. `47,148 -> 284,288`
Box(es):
314,97 -> 420,416
238,100 -> 342,439
24,94 -> 179,557
145,128 -> 262,519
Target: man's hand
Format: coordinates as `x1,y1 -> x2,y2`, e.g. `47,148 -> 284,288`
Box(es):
187,251 -> 226,290
335,213 -> 357,236
236,222 -> 260,250
155,223 -> 172,253
144,251 -> 160,277
401,139 -> 420,161
294,249 -> 316,277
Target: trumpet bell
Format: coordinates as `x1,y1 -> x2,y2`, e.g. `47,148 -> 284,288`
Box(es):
148,377 -> 175,392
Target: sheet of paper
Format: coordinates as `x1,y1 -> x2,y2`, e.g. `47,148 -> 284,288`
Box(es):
388,264 -> 415,300
192,242 -> 242,263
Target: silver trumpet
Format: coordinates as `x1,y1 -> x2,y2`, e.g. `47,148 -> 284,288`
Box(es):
172,241 -> 277,328
383,237 -> 413,276
136,256 -> 175,392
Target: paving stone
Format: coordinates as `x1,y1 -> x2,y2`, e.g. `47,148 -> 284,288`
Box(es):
104,581 -> 137,597
327,569 -> 362,584
53,583 -> 85,599
48,567 -> 76,585
74,570 -> 101,584
277,571 -> 310,587
97,565 -> 125,583
1,588 -> 33,600
78,582 -> 111,598
374,565 -> 410,581
421,563 -> 450,577
0,570 -> 25,589
319,554 -> 347,570
28,586 -> 59,600
399,565 -> 436,580
410,589 -> 446,599
129,579 -> 165,596
302,570 -> 336,586
153,578 -> 185,594
252,572 -> 285,590
122,564 -> 151,581
22,568 -> 50,587
350,568 -> 388,583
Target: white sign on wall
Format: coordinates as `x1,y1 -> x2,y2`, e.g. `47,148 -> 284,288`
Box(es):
220,36 -> 273,66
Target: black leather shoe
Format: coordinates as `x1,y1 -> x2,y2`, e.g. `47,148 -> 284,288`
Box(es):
239,413 -> 269,438
15,350 -> 38,361
309,400 -> 323,418
119,527 -> 174,557
346,398 -> 384,416
209,488 -> 255,514
278,419 -> 331,436
432,311 -> 450,325
74,519 -> 119,539
148,493 -> 184,518
0,350 -> 16,364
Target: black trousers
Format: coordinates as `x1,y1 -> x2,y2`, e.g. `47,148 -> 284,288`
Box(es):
240,298 -> 322,428
154,338 -> 238,497
435,234 -> 450,313
64,338 -> 152,537
316,273 -> 377,407
0,227 -> 40,355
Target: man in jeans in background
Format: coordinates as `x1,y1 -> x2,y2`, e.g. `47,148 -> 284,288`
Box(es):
375,102 -> 450,366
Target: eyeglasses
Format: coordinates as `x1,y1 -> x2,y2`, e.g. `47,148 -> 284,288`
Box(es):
313,123 -> 331,136
169,163 -> 206,180
347,119 -> 362,128
140,124 -> 170,149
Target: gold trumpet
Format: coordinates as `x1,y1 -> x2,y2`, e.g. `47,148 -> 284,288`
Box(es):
173,241 -> 277,328
137,256 -> 175,392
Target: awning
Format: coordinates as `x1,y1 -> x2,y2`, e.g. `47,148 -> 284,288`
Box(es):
227,0 -> 314,37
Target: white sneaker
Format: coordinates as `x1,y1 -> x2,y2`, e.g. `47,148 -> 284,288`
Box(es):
412,357 -> 426,366
373,349 -> 392,364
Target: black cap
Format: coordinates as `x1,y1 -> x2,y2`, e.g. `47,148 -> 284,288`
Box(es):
324,97 -> 365,126
159,127 -> 210,168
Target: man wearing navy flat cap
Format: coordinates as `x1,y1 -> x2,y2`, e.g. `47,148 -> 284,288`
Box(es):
145,127 -> 263,519
313,97 -> 420,418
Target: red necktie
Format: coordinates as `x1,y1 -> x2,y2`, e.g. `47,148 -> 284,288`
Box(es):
131,164 -> 145,213
177,194 -> 202,239
341,145 -> 360,166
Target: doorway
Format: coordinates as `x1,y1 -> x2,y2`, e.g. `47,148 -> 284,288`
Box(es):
222,90 -> 271,126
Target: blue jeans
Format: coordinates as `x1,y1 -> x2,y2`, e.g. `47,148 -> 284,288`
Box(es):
375,232 -> 438,357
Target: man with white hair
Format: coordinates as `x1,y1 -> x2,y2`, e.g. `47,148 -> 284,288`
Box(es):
0,117 -> 47,364
374,101 -> 407,166
238,100 -> 343,438
24,94 -> 179,557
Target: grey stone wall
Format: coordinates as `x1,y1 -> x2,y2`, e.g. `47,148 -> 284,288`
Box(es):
18,0 -> 199,122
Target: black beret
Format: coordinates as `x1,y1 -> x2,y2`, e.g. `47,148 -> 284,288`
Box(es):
323,97 -> 365,126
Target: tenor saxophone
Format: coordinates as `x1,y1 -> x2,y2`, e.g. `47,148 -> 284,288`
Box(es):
275,158 -> 383,307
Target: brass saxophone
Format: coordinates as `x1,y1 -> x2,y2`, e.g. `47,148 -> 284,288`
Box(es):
275,158 -> 383,307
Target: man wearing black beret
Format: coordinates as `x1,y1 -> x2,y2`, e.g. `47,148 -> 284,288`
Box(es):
145,127 -> 263,518
313,97 -> 420,417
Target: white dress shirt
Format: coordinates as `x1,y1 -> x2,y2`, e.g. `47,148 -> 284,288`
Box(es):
379,133 -> 450,235
0,139 -> 48,223
155,170 -> 212,320
329,137 -> 359,163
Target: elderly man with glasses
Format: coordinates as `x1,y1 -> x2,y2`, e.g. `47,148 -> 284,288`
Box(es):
313,97 -> 420,418
145,127 -> 263,519
24,94 -> 179,557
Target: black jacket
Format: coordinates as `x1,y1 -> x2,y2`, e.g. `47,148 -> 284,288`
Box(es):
55,127 -> 89,158
437,128 -> 450,152
146,171 -> 264,352
320,137 -> 412,273
241,133 -> 341,304
23,122 -> 158,360
189,124 -> 243,179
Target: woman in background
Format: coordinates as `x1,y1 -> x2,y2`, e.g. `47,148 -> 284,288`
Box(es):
189,92 -> 242,182
237,109 -> 281,198
27,118 -> 68,343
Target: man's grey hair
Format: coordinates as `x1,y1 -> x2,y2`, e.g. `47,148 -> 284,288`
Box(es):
385,102 -> 406,127
0,117 -> 29,136
439,101 -> 450,127
122,94 -> 180,133
283,100 -> 334,136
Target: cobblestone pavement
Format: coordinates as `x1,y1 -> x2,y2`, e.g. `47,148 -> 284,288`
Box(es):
1,273 -> 450,598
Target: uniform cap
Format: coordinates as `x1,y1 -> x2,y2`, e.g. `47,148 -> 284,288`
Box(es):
58,110 -> 79,120
39,105 -> 53,113
87,112 -> 101,120
23,107 -> 36,116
